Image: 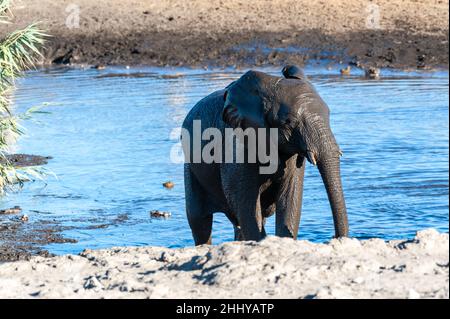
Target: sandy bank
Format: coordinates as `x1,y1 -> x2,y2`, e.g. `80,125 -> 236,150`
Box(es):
0,229 -> 447,298
1,0 -> 448,69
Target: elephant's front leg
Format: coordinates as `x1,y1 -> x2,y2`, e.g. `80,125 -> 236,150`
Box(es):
275,155 -> 305,239
232,189 -> 265,241
222,165 -> 265,241
233,217 -> 266,241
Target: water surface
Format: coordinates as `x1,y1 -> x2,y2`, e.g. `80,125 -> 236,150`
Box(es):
2,66 -> 448,254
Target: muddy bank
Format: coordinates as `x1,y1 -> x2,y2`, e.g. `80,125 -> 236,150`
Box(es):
42,30 -> 450,70
0,210 -> 133,262
1,154 -> 52,167
0,229 -> 447,298
2,0 -> 448,69
0,154 -> 59,261
0,217 -> 76,262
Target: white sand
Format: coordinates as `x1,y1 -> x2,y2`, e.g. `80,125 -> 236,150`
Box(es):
0,229 -> 448,299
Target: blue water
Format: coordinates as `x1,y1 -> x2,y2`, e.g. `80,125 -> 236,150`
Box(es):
1,66 -> 448,254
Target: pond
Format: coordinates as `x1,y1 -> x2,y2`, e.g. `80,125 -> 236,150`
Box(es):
2,66 -> 449,255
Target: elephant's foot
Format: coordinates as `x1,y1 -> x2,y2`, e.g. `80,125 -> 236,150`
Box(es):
234,225 -> 244,241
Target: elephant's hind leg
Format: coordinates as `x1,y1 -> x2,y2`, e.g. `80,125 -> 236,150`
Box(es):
185,165 -> 213,245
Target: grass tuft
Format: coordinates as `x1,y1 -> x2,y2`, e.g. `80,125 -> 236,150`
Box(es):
0,0 -> 47,194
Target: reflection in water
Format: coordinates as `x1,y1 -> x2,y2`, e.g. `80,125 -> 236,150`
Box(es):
1,66 -> 448,255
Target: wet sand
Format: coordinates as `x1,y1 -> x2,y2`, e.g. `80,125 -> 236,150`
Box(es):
1,0 -> 448,69
0,229 -> 447,298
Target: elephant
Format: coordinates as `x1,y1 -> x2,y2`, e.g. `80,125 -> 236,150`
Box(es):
181,65 -> 349,245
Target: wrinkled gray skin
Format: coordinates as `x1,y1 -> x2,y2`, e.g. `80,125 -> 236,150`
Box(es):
182,66 -> 349,245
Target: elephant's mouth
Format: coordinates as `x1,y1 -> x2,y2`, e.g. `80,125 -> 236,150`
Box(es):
222,105 -> 242,127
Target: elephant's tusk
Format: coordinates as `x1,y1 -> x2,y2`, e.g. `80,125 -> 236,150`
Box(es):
338,149 -> 343,157
307,150 -> 317,166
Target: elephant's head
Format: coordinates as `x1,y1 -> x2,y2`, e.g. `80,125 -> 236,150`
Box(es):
222,66 -> 349,237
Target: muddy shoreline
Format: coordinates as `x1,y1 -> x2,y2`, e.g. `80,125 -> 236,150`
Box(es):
0,154 -> 69,262
0,218 -> 76,262
44,29 -> 449,70
0,209 -> 131,262
1,0 -> 448,70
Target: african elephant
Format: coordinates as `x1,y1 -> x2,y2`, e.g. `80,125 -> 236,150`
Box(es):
182,65 -> 349,245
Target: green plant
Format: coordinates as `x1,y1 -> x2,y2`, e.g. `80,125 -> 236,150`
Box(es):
0,0 -> 46,194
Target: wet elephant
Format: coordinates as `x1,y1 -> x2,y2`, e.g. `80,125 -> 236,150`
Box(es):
182,65 -> 349,245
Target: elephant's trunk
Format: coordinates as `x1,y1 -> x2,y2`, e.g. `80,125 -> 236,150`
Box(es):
297,111 -> 349,237
317,154 -> 349,237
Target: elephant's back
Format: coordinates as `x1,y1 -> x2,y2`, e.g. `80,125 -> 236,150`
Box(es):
182,89 -> 225,131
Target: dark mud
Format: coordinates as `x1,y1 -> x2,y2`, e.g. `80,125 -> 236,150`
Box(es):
2,0 -> 447,70
2,154 -> 53,167
46,29 -> 448,70
0,218 -> 76,262
0,212 -> 131,262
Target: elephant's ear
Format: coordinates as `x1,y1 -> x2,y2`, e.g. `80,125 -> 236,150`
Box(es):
222,91 -> 267,129
221,71 -> 267,129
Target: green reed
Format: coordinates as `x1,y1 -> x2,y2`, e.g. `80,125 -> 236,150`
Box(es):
0,0 -> 47,194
